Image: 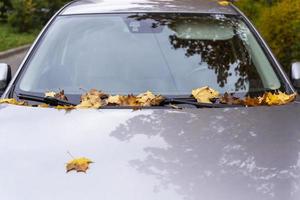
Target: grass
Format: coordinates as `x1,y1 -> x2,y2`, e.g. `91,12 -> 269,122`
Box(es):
0,23 -> 38,52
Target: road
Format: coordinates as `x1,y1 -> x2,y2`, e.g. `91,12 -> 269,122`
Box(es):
0,51 -> 28,75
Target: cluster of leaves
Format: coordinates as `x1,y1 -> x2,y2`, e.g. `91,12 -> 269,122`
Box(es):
0,87 -> 296,109
192,86 -> 297,107
47,89 -> 165,110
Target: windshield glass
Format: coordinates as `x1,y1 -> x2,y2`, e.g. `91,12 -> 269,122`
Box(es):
18,14 -> 288,97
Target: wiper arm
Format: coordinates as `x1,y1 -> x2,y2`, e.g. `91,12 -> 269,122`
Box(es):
17,93 -> 76,106
163,98 -> 244,108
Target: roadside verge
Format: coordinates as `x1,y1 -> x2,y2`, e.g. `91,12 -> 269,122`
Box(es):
0,44 -> 31,59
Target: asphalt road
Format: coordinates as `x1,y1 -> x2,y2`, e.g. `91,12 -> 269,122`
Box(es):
0,50 -> 28,75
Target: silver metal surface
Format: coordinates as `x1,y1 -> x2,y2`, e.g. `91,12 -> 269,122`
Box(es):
0,63 -> 9,90
1,104 -> 300,200
60,0 -> 238,15
292,62 -> 300,80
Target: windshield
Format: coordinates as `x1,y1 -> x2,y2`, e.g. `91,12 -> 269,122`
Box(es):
17,14 -> 288,97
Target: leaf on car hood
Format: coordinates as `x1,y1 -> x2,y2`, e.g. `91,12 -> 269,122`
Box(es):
66,157 -> 93,173
192,86 -> 220,104
76,89 -> 108,109
0,98 -> 28,106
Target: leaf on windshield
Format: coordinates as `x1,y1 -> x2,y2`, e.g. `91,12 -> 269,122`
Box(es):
192,86 -> 220,104
243,96 -> 263,107
0,99 -> 28,106
262,91 -> 296,106
66,157 -> 93,173
137,91 -> 165,106
218,1 -> 230,6
45,90 -> 68,101
76,89 -> 108,109
220,93 -> 243,105
107,91 -> 164,107
243,92 -> 296,106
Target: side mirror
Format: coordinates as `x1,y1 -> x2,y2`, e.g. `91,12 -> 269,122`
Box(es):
291,62 -> 300,88
0,63 -> 12,95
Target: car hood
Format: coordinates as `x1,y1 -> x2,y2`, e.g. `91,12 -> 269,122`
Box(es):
1,103 -> 300,200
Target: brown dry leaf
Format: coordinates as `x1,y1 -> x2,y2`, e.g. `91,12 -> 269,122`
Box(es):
66,157 -> 93,173
107,91 -> 164,107
218,1 -> 230,6
45,90 -> 68,101
56,105 -> 75,110
262,92 -> 297,106
243,96 -> 263,107
107,95 -> 122,105
119,95 -> 140,106
0,98 -> 28,106
220,93 -> 243,105
192,86 -> 220,104
76,89 -> 108,109
137,91 -> 165,106
38,104 -> 50,108
45,91 -> 56,98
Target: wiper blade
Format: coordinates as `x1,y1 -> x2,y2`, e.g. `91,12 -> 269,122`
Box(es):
163,98 -> 244,108
17,93 -> 76,106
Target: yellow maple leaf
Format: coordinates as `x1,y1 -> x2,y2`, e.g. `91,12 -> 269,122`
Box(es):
76,89 -> 107,109
263,91 -> 296,106
0,98 -> 28,106
66,157 -> 93,173
137,91 -> 165,106
192,86 -> 220,104
45,91 -> 56,98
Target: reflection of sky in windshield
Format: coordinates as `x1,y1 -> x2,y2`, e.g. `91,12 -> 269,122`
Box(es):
19,14 -> 282,97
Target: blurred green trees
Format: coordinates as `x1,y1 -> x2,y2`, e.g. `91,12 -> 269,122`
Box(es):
5,0 -> 69,32
0,0 -> 299,72
236,0 -> 300,71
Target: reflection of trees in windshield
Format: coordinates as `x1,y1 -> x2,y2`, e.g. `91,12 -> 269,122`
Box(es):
169,34 -> 264,91
128,14 -> 264,93
110,109 -> 300,200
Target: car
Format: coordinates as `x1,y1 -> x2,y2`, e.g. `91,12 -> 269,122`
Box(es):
1,0 -> 300,199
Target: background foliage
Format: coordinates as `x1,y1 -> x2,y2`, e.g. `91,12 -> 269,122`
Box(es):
235,0 -> 300,72
0,0 -> 299,73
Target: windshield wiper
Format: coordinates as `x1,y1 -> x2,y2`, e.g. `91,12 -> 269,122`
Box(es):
163,97 -> 244,108
17,93 -> 76,106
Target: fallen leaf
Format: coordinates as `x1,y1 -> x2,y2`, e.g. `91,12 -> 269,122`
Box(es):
45,90 -> 68,101
66,157 -> 93,173
192,86 -> 220,104
262,91 -> 296,106
137,91 -> 165,106
0,98 -> 28,106
243,96 -> 263,107
38,104 -> 50,108
218,1 -> 230,6
45,91 -> 56,98
107,91 -> 164,107
56,105 -> 75,110
76,89 -> 108,109
220,93 -> 243,105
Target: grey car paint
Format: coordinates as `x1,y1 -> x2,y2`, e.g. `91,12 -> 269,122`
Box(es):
1,104 -> 300,200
